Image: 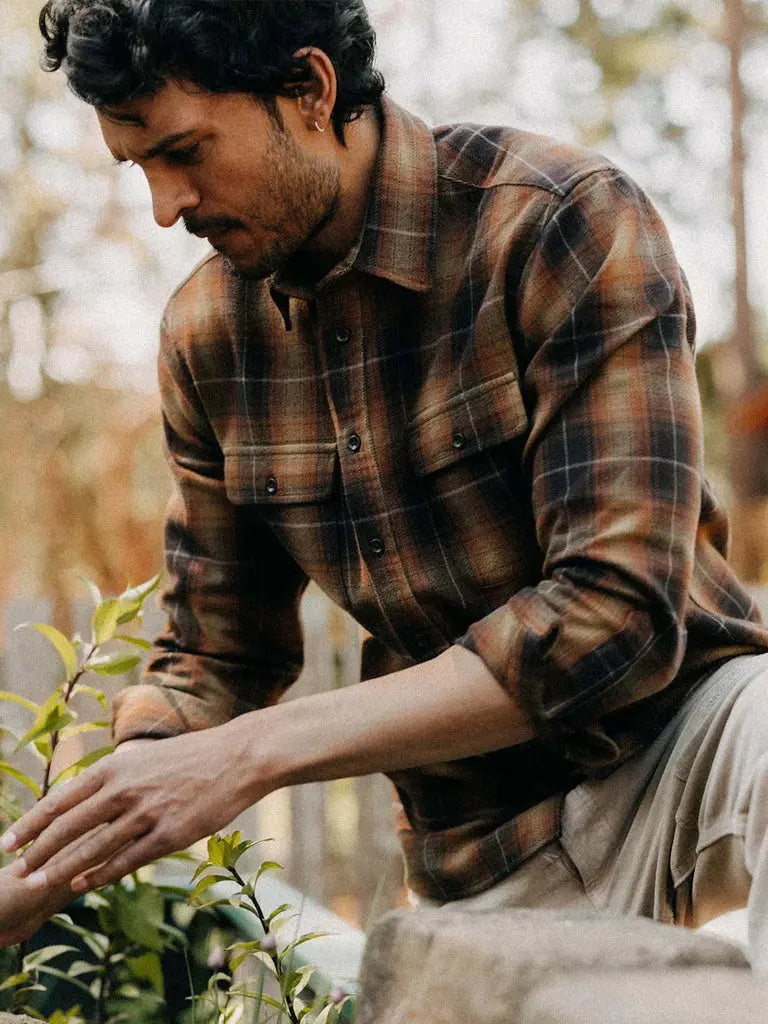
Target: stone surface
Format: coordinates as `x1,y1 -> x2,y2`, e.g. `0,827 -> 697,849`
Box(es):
519,969 -> 768,1024
0,1016 -> 43,1023
355,909 -> 749,1024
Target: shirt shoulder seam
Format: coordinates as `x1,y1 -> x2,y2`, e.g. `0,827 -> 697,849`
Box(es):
437,164 -> 620,200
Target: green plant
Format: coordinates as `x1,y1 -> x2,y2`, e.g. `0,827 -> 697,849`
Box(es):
0,576 -> 355,1023
0,573 -> 171,1020
187,832 -> 350,1024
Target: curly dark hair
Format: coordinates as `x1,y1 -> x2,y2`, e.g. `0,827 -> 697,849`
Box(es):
39,0 -> 385,141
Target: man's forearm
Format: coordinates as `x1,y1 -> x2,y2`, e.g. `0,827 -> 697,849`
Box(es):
238,644 -> 535,794
2,646 -> 534,896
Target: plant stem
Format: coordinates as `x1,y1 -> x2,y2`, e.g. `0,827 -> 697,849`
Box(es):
11,939 -> 27,1011
40,648 -> 92,799
230,868 -> 300,1024
96,944 -> 114,1024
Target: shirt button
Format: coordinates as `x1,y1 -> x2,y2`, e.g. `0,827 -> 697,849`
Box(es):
335,327 -> 351,344
347,433 -> 362,453
265,476 -> 278,495
451,431 -> 467,450
369,537 -> 385,556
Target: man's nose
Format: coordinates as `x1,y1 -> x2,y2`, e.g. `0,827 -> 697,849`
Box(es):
148,171 -> 200,228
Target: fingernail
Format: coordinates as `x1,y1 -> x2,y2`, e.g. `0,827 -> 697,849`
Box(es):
0,831 -> 17,852
26,871 -> 47,890
71,876 -> 88,893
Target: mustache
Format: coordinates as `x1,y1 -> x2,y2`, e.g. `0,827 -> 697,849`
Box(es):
183,215 -> 244,235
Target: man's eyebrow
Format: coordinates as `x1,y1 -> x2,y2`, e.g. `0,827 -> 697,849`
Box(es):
113,129 -> 198,164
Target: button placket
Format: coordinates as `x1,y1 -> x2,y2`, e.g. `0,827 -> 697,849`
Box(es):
317,300 -> 432,650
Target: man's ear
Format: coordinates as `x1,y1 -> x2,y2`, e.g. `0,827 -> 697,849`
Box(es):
294,47 -> 337,134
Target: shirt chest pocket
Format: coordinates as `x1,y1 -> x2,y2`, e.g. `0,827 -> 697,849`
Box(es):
406,372 -> 539,592
223,442 -> 338,505
408,371 -> 528,474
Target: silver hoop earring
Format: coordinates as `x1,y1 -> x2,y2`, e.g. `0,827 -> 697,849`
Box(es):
314,120 -> 326,133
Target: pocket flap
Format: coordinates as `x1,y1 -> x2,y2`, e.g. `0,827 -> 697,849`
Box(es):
408,372 -> 528,476
224,443 -> 337,504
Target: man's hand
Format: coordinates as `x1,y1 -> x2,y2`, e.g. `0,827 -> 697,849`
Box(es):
0,722 -> 264,896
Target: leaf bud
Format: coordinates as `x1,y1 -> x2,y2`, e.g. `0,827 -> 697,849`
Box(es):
206,946 -> 227,970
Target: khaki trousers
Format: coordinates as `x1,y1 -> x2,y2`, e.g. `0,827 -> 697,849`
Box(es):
416,653 -> 768,973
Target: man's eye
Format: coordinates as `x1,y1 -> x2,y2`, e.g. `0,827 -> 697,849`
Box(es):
166,144 -> 200,165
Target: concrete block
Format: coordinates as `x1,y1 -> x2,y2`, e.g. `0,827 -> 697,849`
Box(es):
355,909 -> 749,1024
520,969 -> 768,1024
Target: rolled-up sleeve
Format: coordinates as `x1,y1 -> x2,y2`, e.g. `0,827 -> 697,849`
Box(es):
458,169 -> 702,767
112,316 -> 308,745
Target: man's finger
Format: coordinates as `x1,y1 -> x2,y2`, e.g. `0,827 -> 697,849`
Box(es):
23,816 -> 150,892
13,790 -> 117,878
1,769 -> 105,853
71,831 -> 164,893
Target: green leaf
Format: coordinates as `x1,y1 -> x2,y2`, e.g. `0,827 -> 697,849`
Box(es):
23,944 -> 78,968
50,914 -> 109,958
80,576 -> 103,608
279,932 -> 331,962
189,873 -> 232,902
253,860 -> 283,884
110,880 -> 176,953
266,903 -> 294,927
229,949 -> 278,977
0,972 -> 30,994
72,683 -> 107,711
33,734 -> 53,761
87,651 -> 142,676
67,961 -> 102,979
51,745 -> 113,786
114,572 -> 163,626
33,963 -> 96,998
0,689 -> 39,715
228,989 -> 285,1011
25,623 -> 79,681
61,720 -> 111,738
289,964 -> 316,999
0,761 -> 41,797
15,690 -> 76,752
312,1004 -> 338,1024
49,1006 -> 87,1024
206,833 -> 229,868
127,950 -> 165,997
192,896 -> 236,911
92,598 -> 122,645
114,634 -> 152,651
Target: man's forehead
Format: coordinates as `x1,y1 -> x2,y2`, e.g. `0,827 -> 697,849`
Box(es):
99,81 -> 203,133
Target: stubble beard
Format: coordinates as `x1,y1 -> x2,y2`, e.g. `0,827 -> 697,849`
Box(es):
225,124 -> 342,281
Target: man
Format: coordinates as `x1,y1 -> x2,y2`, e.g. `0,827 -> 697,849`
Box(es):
4,0 -> 768,967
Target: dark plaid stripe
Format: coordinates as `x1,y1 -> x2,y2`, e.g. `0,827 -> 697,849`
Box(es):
113,98 -> 768,899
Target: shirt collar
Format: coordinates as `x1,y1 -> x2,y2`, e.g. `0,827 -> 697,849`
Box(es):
353,95 -> 438,293
270,96 -> 438,311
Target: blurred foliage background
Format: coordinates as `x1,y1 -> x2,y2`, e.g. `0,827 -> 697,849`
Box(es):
1,0 -> 767,639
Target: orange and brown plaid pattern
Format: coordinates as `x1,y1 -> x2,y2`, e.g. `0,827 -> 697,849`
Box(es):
112,97 -> 768,900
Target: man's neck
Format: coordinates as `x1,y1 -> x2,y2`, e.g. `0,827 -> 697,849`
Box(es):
291,105 -> 382,285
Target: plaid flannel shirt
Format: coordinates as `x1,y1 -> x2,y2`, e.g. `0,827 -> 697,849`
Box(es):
113,97 -> 768,900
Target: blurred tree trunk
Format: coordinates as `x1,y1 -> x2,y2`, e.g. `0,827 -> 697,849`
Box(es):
724,0 -> 766,580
